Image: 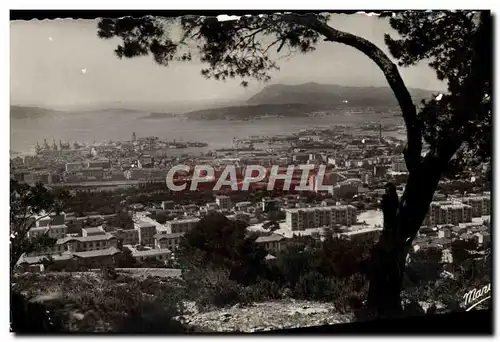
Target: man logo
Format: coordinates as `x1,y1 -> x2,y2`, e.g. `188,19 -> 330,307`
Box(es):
463,283 -> 491,311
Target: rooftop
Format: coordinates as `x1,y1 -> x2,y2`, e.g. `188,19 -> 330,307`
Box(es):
57,233 -> 116,244
256,234 -> 286,243
82,226 -> 105,234
16,252 -> 75,265
132,248 -> 172,257
285,205 -> 355,213
73,247 -> 121,258
167,218 -> 200,224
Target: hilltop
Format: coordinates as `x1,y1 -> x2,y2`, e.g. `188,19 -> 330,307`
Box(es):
247,82 -> 436,106
183,83 -> 436,120
10,106 -> 63,119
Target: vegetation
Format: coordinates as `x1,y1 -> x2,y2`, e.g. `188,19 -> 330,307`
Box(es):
11,272 -> 191,333
10,179 -> 70,270
176,213 -> 372,312
97,10 -> 491,314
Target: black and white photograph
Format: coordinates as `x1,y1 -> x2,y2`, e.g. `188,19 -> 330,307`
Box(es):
9,8 -> 492,334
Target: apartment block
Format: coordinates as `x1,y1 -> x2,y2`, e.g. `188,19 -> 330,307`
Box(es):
423,201 -> 473,227
461,195 -> 491,217
285,205 -> 357,231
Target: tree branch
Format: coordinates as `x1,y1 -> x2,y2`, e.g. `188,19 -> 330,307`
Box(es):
286,13 -> 422,173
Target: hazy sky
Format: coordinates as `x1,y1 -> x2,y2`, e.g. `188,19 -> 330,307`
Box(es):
11,14 -> 446,110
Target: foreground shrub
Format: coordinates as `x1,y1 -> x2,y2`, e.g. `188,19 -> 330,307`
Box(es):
113,302 -> 187,333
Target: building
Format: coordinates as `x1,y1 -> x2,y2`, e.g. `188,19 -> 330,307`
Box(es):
235,201 -> 252,211
285,205 -> 357,231
262,198 -> 280,212
134,221 -> 156,246
438,227 -> 452,239
474,232 -> 491,246
333,180 -> 362,197
340,226 -> 383,241
27,224 -> 68,240
138,155 -> 153,169
255,234 -> 286,255
112,228 -> 139,246
293,154 -> 309,163
15,247 -> 122,270
25,172 -> 53,185
26,232 -> 119,258
87,159 -> 111,169
423,201 -> 473,226
131,248 -> 171,264
82,226 -> 106,237
154,232 -> 184,250
161,200 -> 175,210
166,218 -> 200,234
461,195 -> 491,217
215,195 -> 232,211
373,165 -> 388,177
391,158 -> 408,173
79,167 -> 104,179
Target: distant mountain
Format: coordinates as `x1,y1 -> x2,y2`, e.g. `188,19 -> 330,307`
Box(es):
10,106 -> 63,119
184,103 -> 330,121
183,83 -> 437,121
247,82 -> 437,106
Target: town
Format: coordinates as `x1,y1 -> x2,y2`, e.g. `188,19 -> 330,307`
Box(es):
11,125 -> 491,273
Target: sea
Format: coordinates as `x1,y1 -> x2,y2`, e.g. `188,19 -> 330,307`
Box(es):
10,109 -> 406,157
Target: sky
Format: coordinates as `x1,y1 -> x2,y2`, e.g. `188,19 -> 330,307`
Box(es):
10,14 -> 447,110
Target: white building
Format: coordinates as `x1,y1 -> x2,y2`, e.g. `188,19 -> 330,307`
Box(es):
423,201 -> 473,227
461,195 -> 491,217
215,195 -> 232,210
285,205 -> 357,231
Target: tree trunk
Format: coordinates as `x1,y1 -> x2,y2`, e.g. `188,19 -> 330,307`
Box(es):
367,156 -> 445,315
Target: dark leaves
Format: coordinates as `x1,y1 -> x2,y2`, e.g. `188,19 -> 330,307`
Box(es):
97,14 -> 328,86
386,11 -> 491,168
10,180 -> 71,270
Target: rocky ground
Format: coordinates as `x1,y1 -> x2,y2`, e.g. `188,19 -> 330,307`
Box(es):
176,300 -> 355,332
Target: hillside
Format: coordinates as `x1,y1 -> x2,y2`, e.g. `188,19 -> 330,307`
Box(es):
10,106 -> 63,119
247,82 -> 437,106
183,83 -> 436,121
183,103 -> 330,121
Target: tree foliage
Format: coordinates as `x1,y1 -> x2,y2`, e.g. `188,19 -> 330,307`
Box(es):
97,14 -> 329,87
178,212 -> 268,285
384,11 -> 491,170
10,180 -> 71,270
